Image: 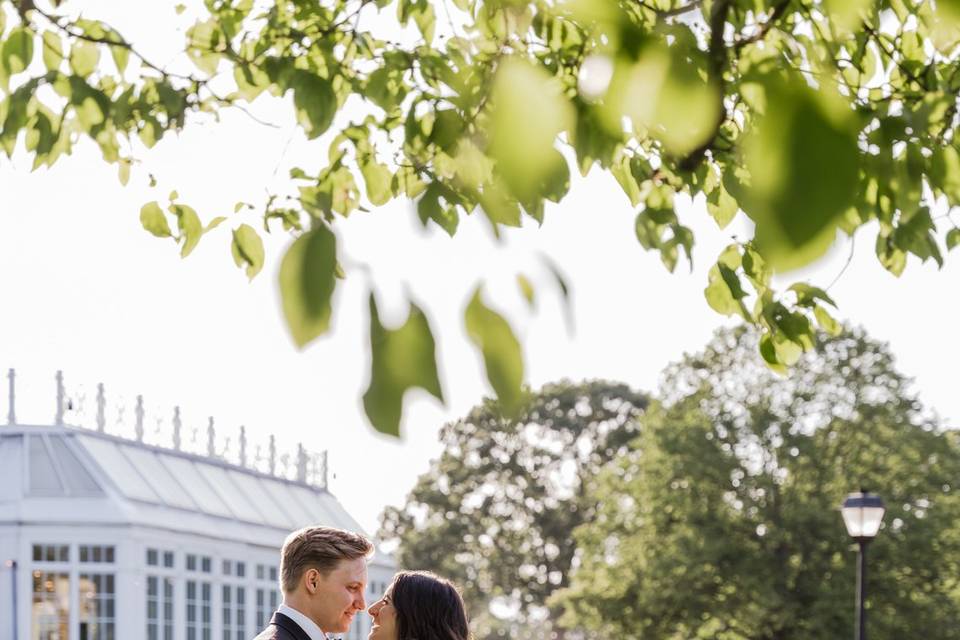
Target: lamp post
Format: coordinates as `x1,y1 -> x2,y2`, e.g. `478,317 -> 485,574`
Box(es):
840,490 -> 885,640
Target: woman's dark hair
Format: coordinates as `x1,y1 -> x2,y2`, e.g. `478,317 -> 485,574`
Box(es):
390,570 -> 470,640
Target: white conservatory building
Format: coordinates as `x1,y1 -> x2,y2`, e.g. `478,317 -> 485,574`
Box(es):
0,370 -> 395,640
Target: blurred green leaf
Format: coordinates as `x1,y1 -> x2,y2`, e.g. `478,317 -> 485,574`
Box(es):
363,294 -> 444,437
279,225 -> 338,348
70,40 -> 100,78
517,274 -> 535,308
606,43 -> 720,155
465,286 -> 524,414
743,81 -> 859,271
41,32 -> 63,72
111,44 -> 129,75
947,228 -> 960,250
489,58 -> 573,203
3,28 -> 34,75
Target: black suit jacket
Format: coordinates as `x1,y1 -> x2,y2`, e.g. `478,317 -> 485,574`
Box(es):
253,612 -> 315,640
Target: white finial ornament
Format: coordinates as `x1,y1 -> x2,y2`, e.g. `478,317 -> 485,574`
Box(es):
135,395 -> 145,442
173,406 -> 182,451
7,368 -> 15,426
96,383 -> 106,432
269,435 -> 277,475
296,444 -> 307,483
207,417 -> 216,457
55,370 -> 66,426
239,426 -> 248,467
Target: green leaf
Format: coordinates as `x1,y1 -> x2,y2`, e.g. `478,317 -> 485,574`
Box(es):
362,294 -> 444,437
814,305 -> 842,336
706,179 -> 738,229
139,201 -> 172,238
279,226 -> 338,348
291,70 -> 336,139
187,20 -> 221,75
172,205 -> 202,257
540,252 -> 574,333
70,40 -> 100,78
412,0 -> 436,42
111,44 -> 129,75
517,274 -> 535,308
205,216 -> 227,232
231,223 -> 265,279
118,160 -> 130,186
3,28 -> 34,75
789,283 -> 836,308
489,58 -> 574,203
41,32 -> 64,72
743,80 -> 859,271
416,183 -> 459,236
465,287 -> 525,414
234,64 -> 271,101
360,157 -> 392,206
606,43 -> 720,155
758,333 -> 787,374
704,247 -> 748,318
479,184 -> 522,229
611,155 -> 642,206
947,228 -> 960,250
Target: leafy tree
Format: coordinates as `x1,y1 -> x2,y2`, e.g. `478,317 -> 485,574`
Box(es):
552,327 -> 960,639
3,0 -> 960,432
378,379 -> 648,639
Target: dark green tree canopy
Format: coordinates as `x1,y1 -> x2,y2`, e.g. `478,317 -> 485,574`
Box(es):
553,327 -> 960,639
3,0 -> 960,431
378,379 -> 648,639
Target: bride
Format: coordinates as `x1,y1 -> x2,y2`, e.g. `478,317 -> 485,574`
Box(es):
367,571 -> 471,640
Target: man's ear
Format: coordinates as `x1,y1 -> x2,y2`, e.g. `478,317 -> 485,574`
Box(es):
304,568 -> 320,594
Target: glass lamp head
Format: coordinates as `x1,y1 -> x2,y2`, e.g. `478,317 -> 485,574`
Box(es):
841,490 -> 885,540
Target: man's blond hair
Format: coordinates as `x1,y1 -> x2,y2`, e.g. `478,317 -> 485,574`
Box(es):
279,526 -> 373,593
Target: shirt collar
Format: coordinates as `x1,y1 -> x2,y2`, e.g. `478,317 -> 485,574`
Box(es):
278,603 -> 329,640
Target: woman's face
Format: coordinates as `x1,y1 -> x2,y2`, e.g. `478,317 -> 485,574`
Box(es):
367,586 -> 398,640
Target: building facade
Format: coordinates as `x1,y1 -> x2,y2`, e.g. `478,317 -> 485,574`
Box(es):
0,371 -> 395,640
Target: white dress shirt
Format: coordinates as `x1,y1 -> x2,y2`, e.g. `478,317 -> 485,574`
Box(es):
278,603 -> 329,640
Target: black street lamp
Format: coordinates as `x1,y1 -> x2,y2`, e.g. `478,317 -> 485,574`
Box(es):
841,490 -> 885,640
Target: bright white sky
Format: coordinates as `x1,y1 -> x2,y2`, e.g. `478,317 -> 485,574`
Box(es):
1,2 -> 958,534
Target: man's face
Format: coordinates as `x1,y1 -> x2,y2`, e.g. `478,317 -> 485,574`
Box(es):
306,557 -> 368,633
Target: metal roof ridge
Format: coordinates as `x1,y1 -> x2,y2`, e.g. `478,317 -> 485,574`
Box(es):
6,423 -> 332,493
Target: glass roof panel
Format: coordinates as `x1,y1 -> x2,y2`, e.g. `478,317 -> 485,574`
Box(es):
316,492 -> 365,533
50,436 -> 102,494
258,478 -> 316,527
226,470 -> 299,529
77,435 -> 158,502
0,435 -> 23,501
194,464 -> 267,524
157,456 -> 234,518
120,446 -> 198,510
289,485 -> 345,527
28,435 -> 64,494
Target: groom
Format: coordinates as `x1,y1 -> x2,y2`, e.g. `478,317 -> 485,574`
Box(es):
254,526 -> 374,640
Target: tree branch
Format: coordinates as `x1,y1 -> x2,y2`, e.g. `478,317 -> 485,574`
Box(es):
639,0 -> 704,19
29,4 -> 200,83
676,0 -> 731,172
734,0 -> 793,52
